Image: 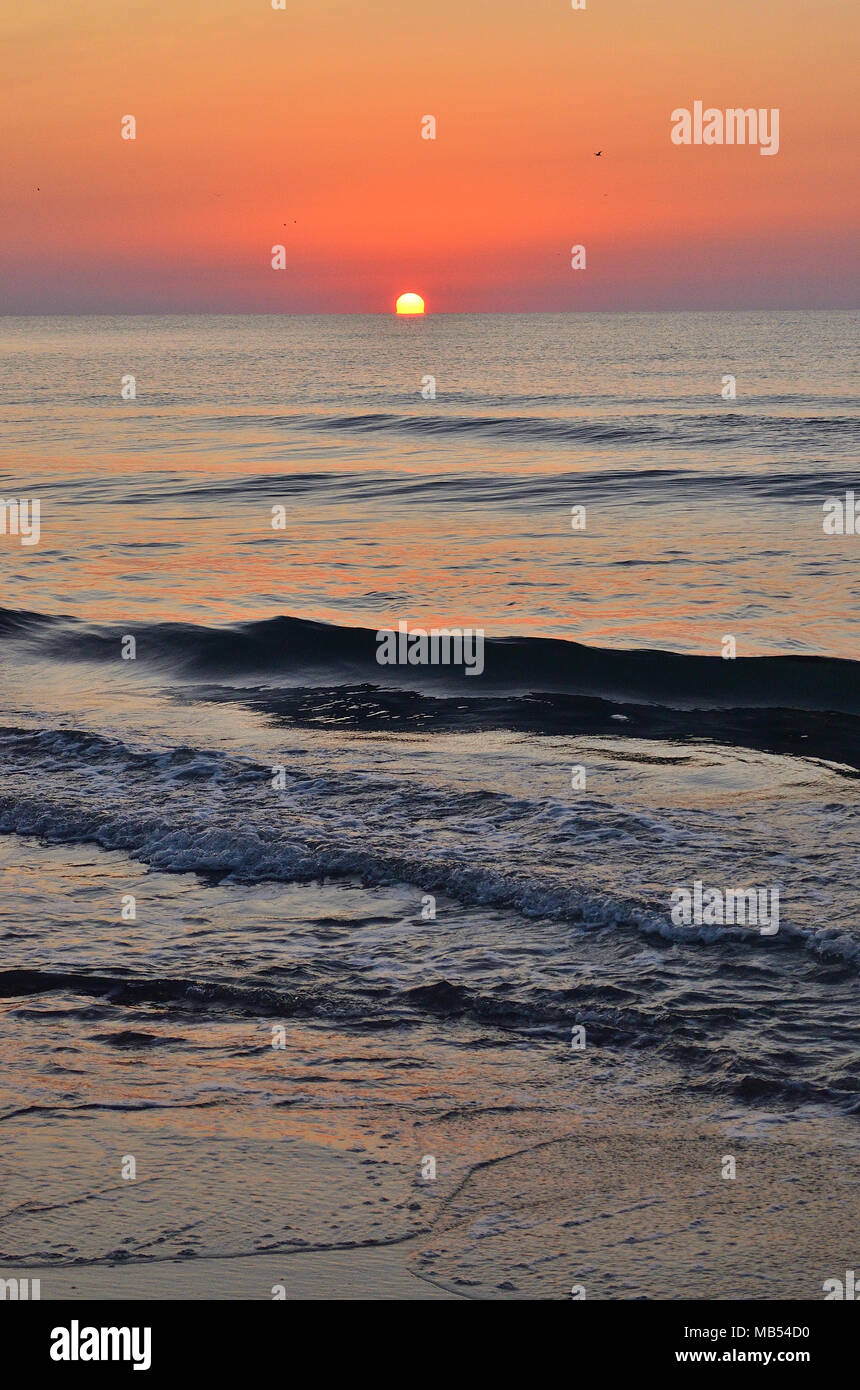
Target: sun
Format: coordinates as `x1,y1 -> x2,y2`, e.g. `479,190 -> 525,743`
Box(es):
395,292 -> 425,315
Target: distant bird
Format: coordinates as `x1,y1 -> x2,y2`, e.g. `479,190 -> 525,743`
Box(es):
594,151 -> 602,157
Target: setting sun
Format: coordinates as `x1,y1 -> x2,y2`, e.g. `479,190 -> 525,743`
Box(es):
395,292 -> 425,315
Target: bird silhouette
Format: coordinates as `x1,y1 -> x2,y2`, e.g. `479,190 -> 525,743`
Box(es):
594,151 -> 602,157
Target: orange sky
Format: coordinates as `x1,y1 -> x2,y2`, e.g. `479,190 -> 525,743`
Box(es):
1,0 -> 857,311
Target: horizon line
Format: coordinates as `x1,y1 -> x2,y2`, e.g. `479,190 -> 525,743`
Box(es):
2,306 -> 858,318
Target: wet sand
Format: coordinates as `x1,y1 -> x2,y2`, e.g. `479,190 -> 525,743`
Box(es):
3,1071 -> 857,1300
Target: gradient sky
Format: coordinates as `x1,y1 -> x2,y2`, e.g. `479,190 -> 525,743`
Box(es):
1,0 -> 857,312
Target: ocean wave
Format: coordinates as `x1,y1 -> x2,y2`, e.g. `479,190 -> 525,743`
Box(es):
2,604 -> 858,720
0,716 -> 857,1117
220,408 -> 860,450
0,724 -> 857,970
111,464 -> 857,509
0,958 -> 855,1116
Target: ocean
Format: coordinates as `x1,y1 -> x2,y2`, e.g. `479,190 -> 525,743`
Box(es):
0,311 -> 857,1299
